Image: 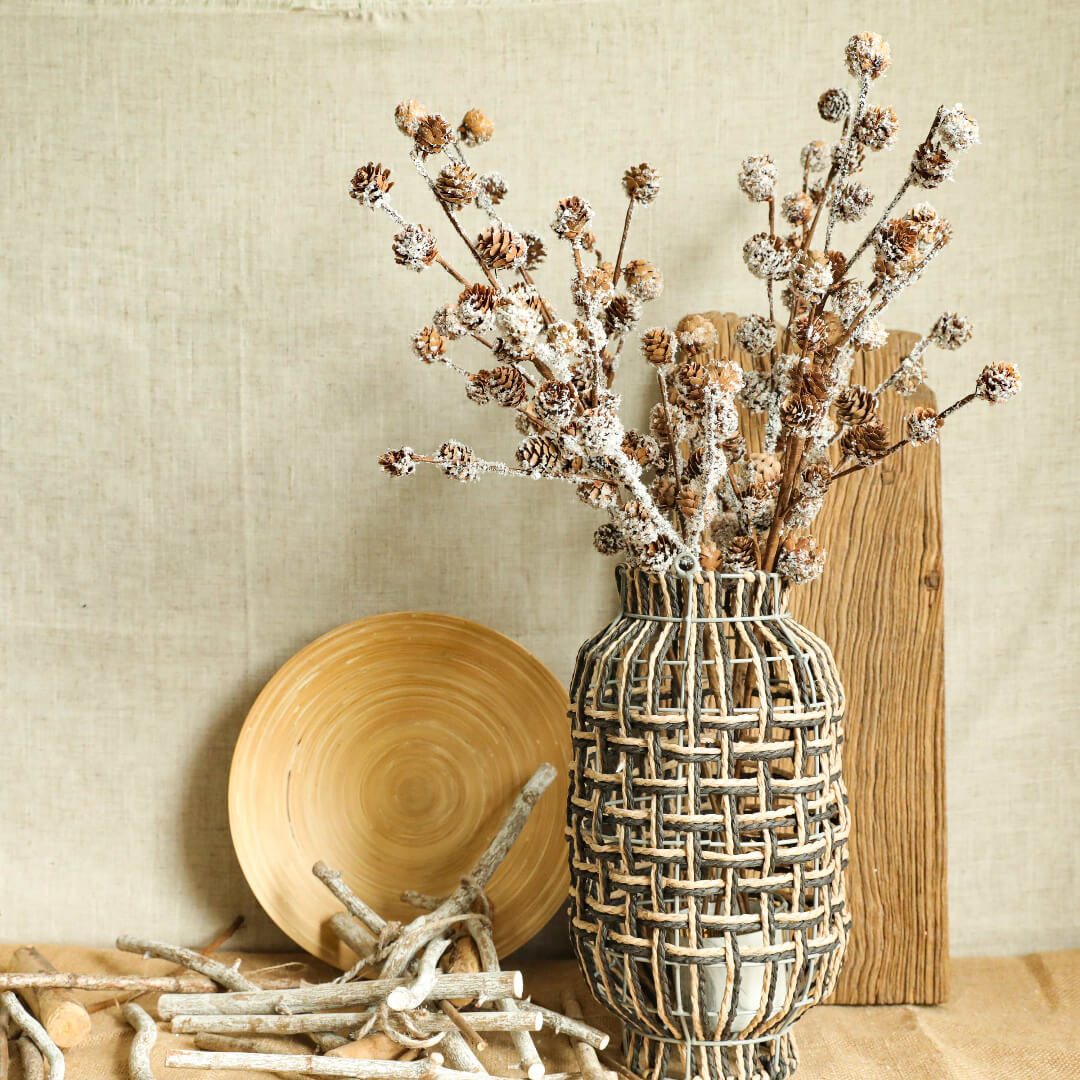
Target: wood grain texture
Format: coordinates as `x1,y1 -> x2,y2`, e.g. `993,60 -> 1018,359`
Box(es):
703,312 -> 948,1005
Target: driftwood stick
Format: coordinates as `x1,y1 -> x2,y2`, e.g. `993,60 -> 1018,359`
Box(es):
399,893 -> 443,913
559,996 -> 610,1080
380,764 -> 557,978
117,936 -> 251,992
386,939 -> 450,1012
171,1010 -> 540,1038
436,1003 -> 485,1054
466,922 -> 542,1080
0,994 -> 63,1080
88,916 -> 244,1014
313,864 -> 389,937
118,936 -> 344,1052
158,973 -> 523,1020
0,973 -> 296,994
15,1039 -> 44,1080
164,1050 -> 519,1080
329,915 -> 378,965
9,948 -> 91,1049
435,1032 -> 484,1075
528,1005 -> 609,1051
122,1004 -> 157,1080
194,1034 -> 309,1080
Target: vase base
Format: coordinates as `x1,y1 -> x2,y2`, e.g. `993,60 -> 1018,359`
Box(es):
622,1027 -> 798,1080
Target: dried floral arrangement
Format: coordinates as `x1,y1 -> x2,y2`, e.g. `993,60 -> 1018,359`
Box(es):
360,31 -> 1021,585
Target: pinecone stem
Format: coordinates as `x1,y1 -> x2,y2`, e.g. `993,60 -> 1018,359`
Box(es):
762,434 -> 805,570
611,199 -> 635,289
824,74 -> 871,251
436,256 -> 470,287
655,370 -> 686,539
439,201 -> 500,289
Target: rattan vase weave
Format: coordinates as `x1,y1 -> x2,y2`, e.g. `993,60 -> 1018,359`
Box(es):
567,567 -> 850,1080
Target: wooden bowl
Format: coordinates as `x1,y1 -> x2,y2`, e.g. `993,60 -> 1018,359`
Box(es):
229,613 -> 571,968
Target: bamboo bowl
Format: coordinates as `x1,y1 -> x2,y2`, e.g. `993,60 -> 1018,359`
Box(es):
229,613 -> 571,968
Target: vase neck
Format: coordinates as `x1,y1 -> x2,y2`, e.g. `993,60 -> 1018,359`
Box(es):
615,565 -> 787,620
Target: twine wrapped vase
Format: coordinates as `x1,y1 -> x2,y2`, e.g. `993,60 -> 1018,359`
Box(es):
567,566 -> 850,1080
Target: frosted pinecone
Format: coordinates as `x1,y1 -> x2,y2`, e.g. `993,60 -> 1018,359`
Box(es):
735,314 -> 777,358
906,406 -> 940,445
854,105 -> 900,150
818,87 -> 851,122
777,535 -> 826,585
437,440 -> 481,482
833,181 -> 875,222
975,363 -> 1021,403
931,312 -> 973,350
737,155 -> 777,202
938,104 -> 979,152
593,522 -> 625,556
378,447 -> 416,477
800,140 -> 830,173
845,31 -> 891,80
743,233 -> 792,280
392,224 -> 438,271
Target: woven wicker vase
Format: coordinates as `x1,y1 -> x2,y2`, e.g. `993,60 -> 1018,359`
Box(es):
567,567 -> 850,1080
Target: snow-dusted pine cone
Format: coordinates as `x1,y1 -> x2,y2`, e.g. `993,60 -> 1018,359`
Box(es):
458,108 -> 494,147
434,163 -> 480,209
577,478 -> 619,509
906,406 -> 941,445
480,365 -> 528,407
834,385 -> 877,426
818,87 -> 850,122
777,535 -> 826,584
437,440 -> 480,482
516,434 -> 564,472
931,312 -> 973,350
475,227 -> 527,270
975,363 -> 1021,403
845,31 -> 891,80
593,522 -> 624,556
457,283 -> 497,329
414,113 -> 452,156
378,447 -> 416,476
412,326 -> 448,363
350,162 -> 393,209
603,294 -> 642,336
840,419 -> 891,464
623,163 -> 662,203
623,260 -> 663,302
912,140 -> 954,188
534,380 -> 577,427
724,535 -> 758,572
854,104 -> 900,150
737,154 -> 777,202
552,196 -> 594,240
391,224 -> 439,271
394,99 -> 427,137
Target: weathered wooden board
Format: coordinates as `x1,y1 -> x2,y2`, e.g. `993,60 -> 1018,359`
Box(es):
704,312 -> 948,1005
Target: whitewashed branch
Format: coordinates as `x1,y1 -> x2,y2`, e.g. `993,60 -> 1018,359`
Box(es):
121,1004 -> 157,1080
0,994 -> 63,1080
164,1050 -> 520,1080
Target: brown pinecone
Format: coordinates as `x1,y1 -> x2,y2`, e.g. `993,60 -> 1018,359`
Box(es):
649,402 -> 673,443
603,295 -> 641,336
724,535 -> 758,572
906,405 -> 941,445
412,326 -> 448,363
674,361 -> 712,408
475,227 -> 527,270
458,108 -> 494,147
876,218 -> 921,264
378,447 -> 415,477
677,485 -> 703,522
522,231 -> 547,270
414,113 -> 452,156
623,163 -> 661,203
684,447 -> 707,480
457,283 -> 497,328
622,430 -> 661,466
437,440 -> 478,482
699,542 -> 723,571
349,162 -> 393,209
641,327 -> 675,367
912,140 -> 954,189
391,224 -> 438,271
825,249 -> 847,282
535,380 -> 577,426
434,163 -> 479,209
479,172 -> 508,205
840,420 -> 891,464
795,360 -> 831,401
516,434 -> 564,472
975,363 -> 1021,403
676,314 -> 718,355
464,375 -> 490,405
818,87 -> 850,123
747,452 -> 782,487
651,474 -> 677,510
593,522 -> 624,556
552,196 -> 593,240
835,385 -> 877,426
480,365 -> 527,408
637,535 -> 676,573
780,392 -> 825,435
782,191 -> 815,226
623,259 -> 663,301
394,99 -> 427,136
577,478 -> 619,509
801,462 -> 833,497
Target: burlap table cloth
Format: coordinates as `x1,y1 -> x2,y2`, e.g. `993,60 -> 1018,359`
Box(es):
0,947 -> 1076,1079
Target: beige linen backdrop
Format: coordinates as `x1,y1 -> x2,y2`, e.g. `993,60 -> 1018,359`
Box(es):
2,0 -> 1076,959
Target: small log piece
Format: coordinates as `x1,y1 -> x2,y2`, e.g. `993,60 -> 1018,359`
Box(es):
158,972 -> 523,1019
8,950 -> 91,1049
164,1050 -> 519,1080
0,994 -> 63,1080
324,1034 -> 401,1061
121,1004 -> 157,1080
559,996 -> 612,1080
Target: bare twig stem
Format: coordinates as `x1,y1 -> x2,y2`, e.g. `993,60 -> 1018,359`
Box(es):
329,914 -> 378,969
172,1010 -> 541,1039
435,257 -> 470,287
528,1004 -> 609,1051
559,995 -> 609,1080
164,1051 -> 519,1080
0,973 -> 272,994
312,865 -> 389,936
611,200 -> 635,287
437,1003 -> 486,1054
158,972 -> 523,1020
400,892 -> 443,912
386,938 -> 450,1011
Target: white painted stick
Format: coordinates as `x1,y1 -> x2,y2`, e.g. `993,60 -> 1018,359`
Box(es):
386,939 -> 450,1012
329,915 -> 378,965
121,1004 -> 157,1080
0,974 -> 257,994
172,1011 -> 543,1037
158,973 -> 522,1020
529,1005 -> 609,1051
164,1050 -> 519,1080
434,1032 -> 484,1075
0,994 -> 63,1080
312,865 -> 388,936
559,996 -> 610,1080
